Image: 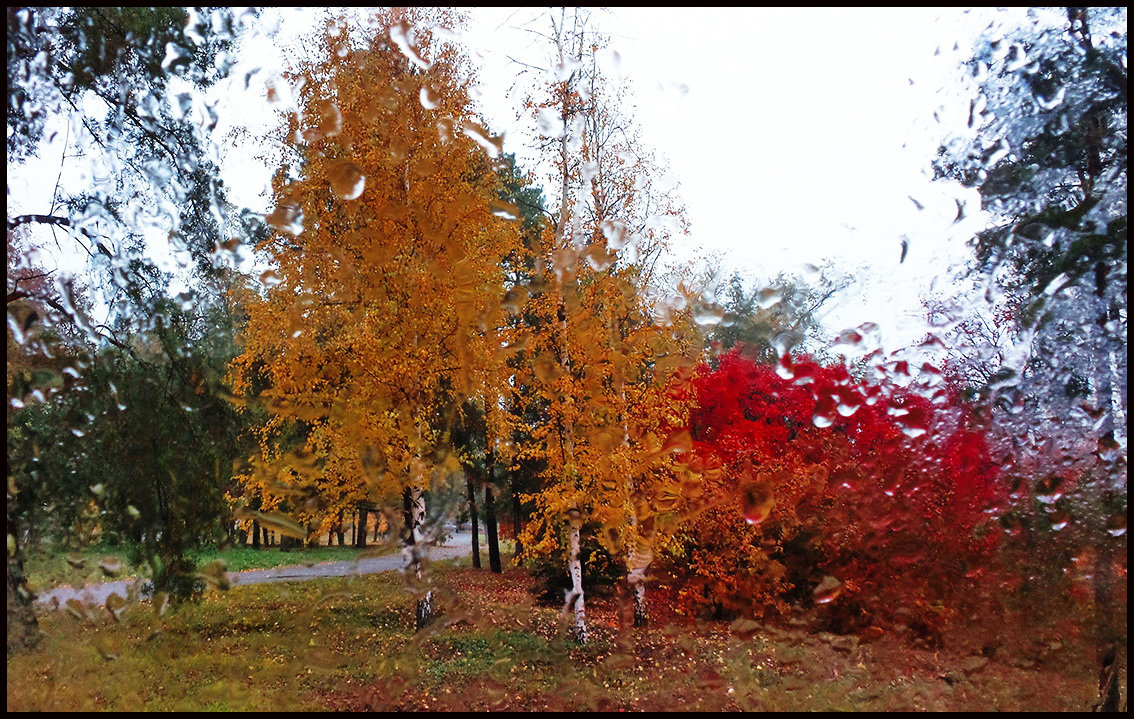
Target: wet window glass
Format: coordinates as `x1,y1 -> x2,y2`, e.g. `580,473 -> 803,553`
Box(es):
7,7 -> 1125,712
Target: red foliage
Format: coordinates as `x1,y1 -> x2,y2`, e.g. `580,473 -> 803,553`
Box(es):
666,347 -> 1004,637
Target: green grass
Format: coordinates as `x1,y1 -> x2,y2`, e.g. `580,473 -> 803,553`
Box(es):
8,563 -> 1103,712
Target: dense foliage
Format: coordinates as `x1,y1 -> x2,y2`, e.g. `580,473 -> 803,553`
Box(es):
665,348 -> 1003,642
5,8 -> 1125,709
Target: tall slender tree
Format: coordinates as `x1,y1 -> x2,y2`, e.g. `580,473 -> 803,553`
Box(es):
228,8 -> 525,629
936,7 -> 1126,709
511,8 -> 701,642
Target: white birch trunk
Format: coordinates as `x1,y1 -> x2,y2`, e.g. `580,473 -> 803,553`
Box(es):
627,538 -> 652,628
565,516 -> 587,643
406,484 -> 433,629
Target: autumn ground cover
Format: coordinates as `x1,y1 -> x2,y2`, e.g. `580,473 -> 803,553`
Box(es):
7,558 -> 1099,712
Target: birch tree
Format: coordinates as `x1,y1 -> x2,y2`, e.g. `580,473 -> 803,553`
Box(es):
228,8 -> 523,629
514,8 -> 701,642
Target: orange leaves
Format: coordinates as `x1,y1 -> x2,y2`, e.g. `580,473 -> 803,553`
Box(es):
229,9 -> 526,519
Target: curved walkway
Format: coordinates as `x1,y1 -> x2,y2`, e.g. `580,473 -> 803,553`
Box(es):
33,530 -> 474,611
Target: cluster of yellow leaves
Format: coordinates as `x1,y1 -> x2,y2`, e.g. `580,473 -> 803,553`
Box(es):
226,9 -> 708,584
499,12 -> 706,580
228,9 -> 524,528
514,193 -> 702,570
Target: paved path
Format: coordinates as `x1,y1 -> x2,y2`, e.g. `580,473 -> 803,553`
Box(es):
34,530 -> 474,611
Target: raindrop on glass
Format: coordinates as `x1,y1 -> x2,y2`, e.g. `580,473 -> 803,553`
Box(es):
328,161 -> 366,200
741,484 -> 775,525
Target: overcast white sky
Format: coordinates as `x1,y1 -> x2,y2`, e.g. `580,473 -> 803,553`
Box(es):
10,7 -> 1033,350
458,7 -> 1010,347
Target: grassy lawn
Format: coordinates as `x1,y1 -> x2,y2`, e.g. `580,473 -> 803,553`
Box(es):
7,560 -> 1101,711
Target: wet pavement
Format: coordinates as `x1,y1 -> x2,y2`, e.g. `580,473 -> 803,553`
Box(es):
33,530 -> 474,611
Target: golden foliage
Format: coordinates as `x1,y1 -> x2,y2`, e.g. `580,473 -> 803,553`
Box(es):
229,9 -> 524,525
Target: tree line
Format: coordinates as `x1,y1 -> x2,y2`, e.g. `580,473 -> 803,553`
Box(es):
6,9 -> 1125,707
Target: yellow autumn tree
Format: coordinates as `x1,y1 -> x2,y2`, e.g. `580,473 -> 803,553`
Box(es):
514,8 -> 702,642
228,8 -> 523,628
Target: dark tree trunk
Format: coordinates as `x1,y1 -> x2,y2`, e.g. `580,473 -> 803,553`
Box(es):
467,474 -> 481,569
355,505 -> 368,548
512,482 -> 524,563
335,508 -> 345,546
251,519 -> 261,549
6,515 -> 41,653
403,488 -> 413,544
1093,542 -> 1126,712
484,471 -> 502,574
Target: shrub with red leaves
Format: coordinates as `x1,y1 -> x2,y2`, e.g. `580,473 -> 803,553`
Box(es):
665,348 -> 1003,640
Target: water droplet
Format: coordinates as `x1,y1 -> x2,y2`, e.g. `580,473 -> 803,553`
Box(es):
987,368 -> 1019,390
316,99 -> 342,138
661,430 -> 692,455
832,328 -> 864,354
600,219 -> 628,250
66,598 -> 89,621
1105,513 -> 1126,537
772,330 -> 802,358
1096,432 -> 1121,462
171,91 -> 193,121
161,42 -> 189,73
463,120 -> 504,158
98,556 -> 124,577
176,290 -> 195,310
775,353 -> 795,380
1047,508 -> 1070,531
533,353 -> 560,383
1035,475 -> 1065,505
198,559 -> 230,590
692,304 -> 725,326
981,138 -> 1010,168
266,202 -> 304,235
419,85 -> 441,109
799,263 -> 821,281
836,391 -> 861,417
755,287 -> 781,309
813,575 -> 842,604
489,199 -> 518,220
328,160 -> 366,200
813,394 -> 837,428
537,106 -> 565,138
895,405 -> 929,438
389,19 -> 432,70
741,484 -> 775,525
106,592 -> 128,621
553,56 -> 580,81
1033,84 -> 1065,110
583,244 -> 617,272
437,117 -> 456,143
